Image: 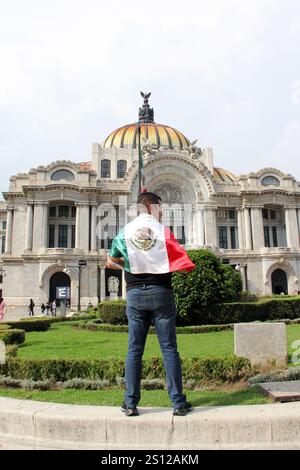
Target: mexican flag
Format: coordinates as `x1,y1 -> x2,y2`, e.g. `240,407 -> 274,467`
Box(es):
109,214 -> 195,274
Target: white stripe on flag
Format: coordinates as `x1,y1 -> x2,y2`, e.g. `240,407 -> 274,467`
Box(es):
124,214 -> 169,274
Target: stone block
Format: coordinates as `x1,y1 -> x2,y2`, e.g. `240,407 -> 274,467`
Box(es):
234,322 -> 287,366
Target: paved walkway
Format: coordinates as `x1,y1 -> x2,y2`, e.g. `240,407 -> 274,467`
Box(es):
0,397 -> 300,449
2,307 -> 75,321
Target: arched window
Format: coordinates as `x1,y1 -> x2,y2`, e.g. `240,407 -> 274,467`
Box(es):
101,160 -> 111,178
51,169 -> 75,181
117,160 -> 127,178
261,176 -> 280,187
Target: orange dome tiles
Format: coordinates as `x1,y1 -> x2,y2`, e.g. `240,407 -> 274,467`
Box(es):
102,123 -> 190,150
213,167 -> 237,182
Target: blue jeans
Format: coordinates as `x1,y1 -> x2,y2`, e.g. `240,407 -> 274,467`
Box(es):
125,285 -> 187,408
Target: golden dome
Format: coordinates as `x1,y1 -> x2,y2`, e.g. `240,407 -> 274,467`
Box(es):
213,167 -> 237,182
102,122 -> 190,150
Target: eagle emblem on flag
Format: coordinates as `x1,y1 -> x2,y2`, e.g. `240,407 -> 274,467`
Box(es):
130,226 -> 156,251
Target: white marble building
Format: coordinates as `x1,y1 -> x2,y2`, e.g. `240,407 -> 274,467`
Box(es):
1,94 -> 300,309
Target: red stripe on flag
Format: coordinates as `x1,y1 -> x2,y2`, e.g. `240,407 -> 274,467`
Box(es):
164,227 -> 195,273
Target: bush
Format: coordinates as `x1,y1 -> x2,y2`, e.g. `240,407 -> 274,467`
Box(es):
5,318 -> 52,332
172,249 -> 242,324
97,300 -> 127,325
234,291 -> 258,302
62,378 -> 110,390
249,367 -> 300,385
76,321 -> 233,334
0,355 -> 252,384
5,345 -> 18,358
0,329 -> 25,345
0,324 -> 11,330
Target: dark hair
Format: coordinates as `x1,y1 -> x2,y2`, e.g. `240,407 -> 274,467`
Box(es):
0,298 -> 3,303
137,192 -> 161,206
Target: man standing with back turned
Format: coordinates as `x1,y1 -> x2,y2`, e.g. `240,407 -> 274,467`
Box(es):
107,192 -> 195,417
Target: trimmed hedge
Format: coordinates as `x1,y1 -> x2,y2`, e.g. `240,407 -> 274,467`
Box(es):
95,297 -> 300,326
5,319 -> 52,332
77,321 -> 233,334
0,324 -> 12,330
192,298 -> 300,325
0,355 -> 252,383
0,329 -> 25,345
3,315 -> 97,333
97,300 -> 127,325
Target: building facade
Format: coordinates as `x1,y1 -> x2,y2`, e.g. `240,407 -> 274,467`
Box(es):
1,95 -> 300,309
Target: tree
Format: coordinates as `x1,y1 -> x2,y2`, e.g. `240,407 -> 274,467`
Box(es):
172,249 -> 242,324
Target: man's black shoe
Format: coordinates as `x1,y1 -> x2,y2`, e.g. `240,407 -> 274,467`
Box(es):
121,401 -> 139,417
173,402 -> 194,416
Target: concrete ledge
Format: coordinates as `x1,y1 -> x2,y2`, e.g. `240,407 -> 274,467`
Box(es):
1,397 -> 300,449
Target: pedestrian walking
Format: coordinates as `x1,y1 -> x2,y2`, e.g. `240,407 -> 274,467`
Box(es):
28,298 -> 35,316
45,301 -> 50,316
41,303 -> 46,315
51,300 -> 57,317
107,192 -> 195,417
0,298 -> 6,321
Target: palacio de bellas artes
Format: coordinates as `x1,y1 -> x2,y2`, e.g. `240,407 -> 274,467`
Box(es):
1,92 -> 300,312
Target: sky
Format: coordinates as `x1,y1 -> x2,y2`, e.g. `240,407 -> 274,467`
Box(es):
1,0 -> 300,196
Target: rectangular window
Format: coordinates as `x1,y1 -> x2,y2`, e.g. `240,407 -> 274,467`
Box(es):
1,236 -> 5,253
59,205 -> 69,218
264,226 -> 270,247
71,206 -> 76,218
2,221 -> 6,230
49,206 -> 56,217
230,226 -> 236,249
0,274 -> 2,284
272,226 -> 278,247
49,225 -> 55,248
71,225 -> 76,248
58,225 -> 68,248
219,226 -> 228,249
176,226 -> 185,244
229,210 -> 236,219
217,210 -> 226,220
262,209 -> 269,219
270,210 -> 276,220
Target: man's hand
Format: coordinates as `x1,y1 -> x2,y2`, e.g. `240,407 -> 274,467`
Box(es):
106,255 -> 125,270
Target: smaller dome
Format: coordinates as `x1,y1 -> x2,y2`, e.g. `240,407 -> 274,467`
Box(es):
213,167 -> 237,182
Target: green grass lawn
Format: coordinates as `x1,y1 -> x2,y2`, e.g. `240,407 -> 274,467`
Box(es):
16,321 -> 300,365
0,386 -> 268,407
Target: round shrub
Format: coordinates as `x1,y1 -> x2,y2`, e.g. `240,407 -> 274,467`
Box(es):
172,249 -> 242,325
97,300 -> 127,325
0,328 -> 26,345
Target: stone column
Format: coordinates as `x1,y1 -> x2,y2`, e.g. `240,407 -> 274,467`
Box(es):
204,207 -> 217,247
193,205 -> 205,246
251,206 -> 264,251
90,204 -> 97,252
25,204 -> 33,251
297,209 -> 300,247
32,202 -> 47,251
75,203 -> 90,252
42,204 -> 48,248
75,204 -> 80,249
100,268 -> 106,301
192,209 -> 198,247
237,208 -> 244,250
285,207 -> 299,249
243,206 -> 252,250
198,206 -> 205,246
183,205 -> 193,246
4,207 -> 13,254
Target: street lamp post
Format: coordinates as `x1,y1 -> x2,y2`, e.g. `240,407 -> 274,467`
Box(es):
64,260 -> 87,312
